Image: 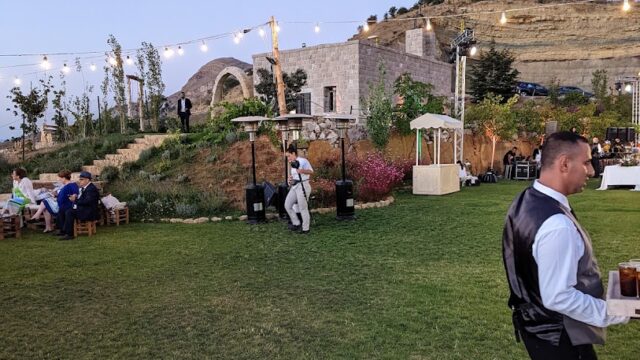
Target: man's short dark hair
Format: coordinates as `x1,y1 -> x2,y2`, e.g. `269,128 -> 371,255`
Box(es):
286,144 -> 297,155
541,131 -> 588,170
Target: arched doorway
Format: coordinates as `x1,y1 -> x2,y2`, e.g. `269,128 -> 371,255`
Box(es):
210,66 -> 254,106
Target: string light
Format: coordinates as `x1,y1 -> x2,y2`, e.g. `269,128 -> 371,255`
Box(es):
237,31 -> 244,39
426,18 -> 432,31
275,23 -> 281,32
470,46 -> 478,56
126,55 -> 134,65
500,11 -> 508,25
233,35 -> 241,44
13,76 -> 21,86
258,27 -> 266,37
623,0 -> 631,12
62,63 -> 70,74
108,56 -> 117,66
314,23 -> 320,33
363,22 -> 370,32
200,41 -> 208,52
163,47 -> 174,58
41,56 -> 51,70
625,84 -> 632,92
177,46 -> 184,56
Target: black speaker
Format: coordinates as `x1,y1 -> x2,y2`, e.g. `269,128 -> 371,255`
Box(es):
277,183 -> 289,220
624,127 -> 636,142
335,180 -> 355,220
245,184 -> 266,224
605,127 -> 618,142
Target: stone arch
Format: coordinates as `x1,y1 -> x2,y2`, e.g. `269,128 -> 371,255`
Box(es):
210,66 -> 254,106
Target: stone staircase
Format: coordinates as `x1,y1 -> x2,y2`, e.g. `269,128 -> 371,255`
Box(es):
36,134 -> 170,185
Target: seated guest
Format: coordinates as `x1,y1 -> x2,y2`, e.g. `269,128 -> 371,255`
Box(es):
4,168 -> 36,217
457,160 -> 479,186
612,138 -> 625,154
60,171 -> 99,241
631,141 -> 640,154
29,170 -> 79,234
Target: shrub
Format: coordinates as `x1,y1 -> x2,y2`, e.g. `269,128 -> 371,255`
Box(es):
311,178 -> 337,208
351,152 -> 404,202
175,203 -> 198,217
99,166 -> 120,182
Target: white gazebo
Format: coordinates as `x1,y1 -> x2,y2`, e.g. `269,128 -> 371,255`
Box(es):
410,114 -> 463,195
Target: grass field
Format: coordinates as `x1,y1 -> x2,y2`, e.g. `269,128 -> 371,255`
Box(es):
0,180 -> 638,359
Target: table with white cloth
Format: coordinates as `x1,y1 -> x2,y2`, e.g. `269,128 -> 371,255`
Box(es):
596,165 -> 640,191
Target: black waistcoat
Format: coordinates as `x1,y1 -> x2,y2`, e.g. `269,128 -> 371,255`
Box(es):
502,186 -> 605,346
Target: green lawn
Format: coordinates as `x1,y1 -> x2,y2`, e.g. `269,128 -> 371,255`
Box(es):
1,180 -> 638,359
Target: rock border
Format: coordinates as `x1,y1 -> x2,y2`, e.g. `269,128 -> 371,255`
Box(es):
150,196 -> 395,224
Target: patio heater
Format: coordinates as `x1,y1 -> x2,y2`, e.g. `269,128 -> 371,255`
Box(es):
231,116 -> 269,224
325,114 -> 357,220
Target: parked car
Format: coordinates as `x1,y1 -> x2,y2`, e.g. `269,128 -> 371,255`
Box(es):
558,86 -> 594,98
517,82 -> 548,96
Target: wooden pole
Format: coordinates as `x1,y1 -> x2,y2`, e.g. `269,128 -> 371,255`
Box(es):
138,80 -> 145,132
270,16 -> 287,116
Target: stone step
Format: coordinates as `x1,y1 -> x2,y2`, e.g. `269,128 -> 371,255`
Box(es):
105,154 -> 127,162
134,138 -> 150,145
39,172 -> 83,181
82,165 -> 100,175
127,143 -> 148,151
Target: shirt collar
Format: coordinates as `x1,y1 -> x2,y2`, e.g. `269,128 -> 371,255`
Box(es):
533,180 -> 571,211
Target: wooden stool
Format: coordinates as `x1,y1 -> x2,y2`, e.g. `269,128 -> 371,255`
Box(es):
1,215 -> 22,239
110,207 -> 129,226
74,219 -> 97,237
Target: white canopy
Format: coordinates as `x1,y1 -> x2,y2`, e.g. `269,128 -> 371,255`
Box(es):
410,113 -> 463,130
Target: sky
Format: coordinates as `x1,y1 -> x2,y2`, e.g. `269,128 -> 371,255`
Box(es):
0,0 -> 416,141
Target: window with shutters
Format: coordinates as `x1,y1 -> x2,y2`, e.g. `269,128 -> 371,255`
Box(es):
296,93 -> 311,115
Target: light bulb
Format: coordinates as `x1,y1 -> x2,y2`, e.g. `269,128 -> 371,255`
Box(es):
363,23 -> 370,32
623,0 -> 631,12
233,35 -> 240,44
470,46 -> 477,56
90,63 -> 97,71
625,84 -> 632,93
275,23 -> 281,32
200,41 -> 208,52
13,77 -> 21,86
41,56 -> 51,70
500,11 -> 507,25
108,56 -> 117,66
164,47 -> 174,58
177,46 -> 184,56
126,56 -> 134,66
62,63 -> 70,74
426,18 -> 432,31
314,23 -> 320,33
258,28 -> 266,37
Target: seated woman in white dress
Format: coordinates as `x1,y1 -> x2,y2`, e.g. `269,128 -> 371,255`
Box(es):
457,160 -> 479,186
5,168 -> 36,216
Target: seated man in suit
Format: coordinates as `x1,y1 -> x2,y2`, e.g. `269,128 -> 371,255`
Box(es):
60,171 -> 100,240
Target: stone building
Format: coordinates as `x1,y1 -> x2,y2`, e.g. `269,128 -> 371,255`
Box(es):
252,29 -> 453,118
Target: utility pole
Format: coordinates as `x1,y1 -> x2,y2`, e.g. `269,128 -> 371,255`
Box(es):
269,16 -> 287,116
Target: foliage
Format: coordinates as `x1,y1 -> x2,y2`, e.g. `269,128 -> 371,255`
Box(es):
512,100 -> 544,138
51,78 -> 71,142
254,68 -> 307,114
106,34 -> 128,134
591,69 -> 609,106
99,166 -> 120,182
5,77 -> 52,158
68,91 -> 94,139
137,42 -> 165,132
469,44 -> 520,102
393,73 -> 444,135
547,77 -> 560,105
206,98 -> 272,146
396,7 -> 409,15
351,152 -> 404,202
465,94 -> 519,169
362,62 -> 393,151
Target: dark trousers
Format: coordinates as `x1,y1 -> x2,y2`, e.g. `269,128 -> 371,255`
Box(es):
63,208 -> 78,236
178,112 -> 190,133
591,157 -> 601,178
56,208 -> 67,232
520,328 -> 597,360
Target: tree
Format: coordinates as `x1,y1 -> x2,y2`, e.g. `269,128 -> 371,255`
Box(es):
367,15 -> 377,22
591,69 -> 608,104
393,73 -> 444,135
362,63 -> 394,150
51,77 -> 70,142
397,7 -> 409,15
69,92 -> 94,139
255,68 -> 307,112
388,6 -> 397,18
106,34 -> 128,134
137,42 -> 165,132
466,94 -> 519,170
468,44 -> 520,102
6,77 -> 52,160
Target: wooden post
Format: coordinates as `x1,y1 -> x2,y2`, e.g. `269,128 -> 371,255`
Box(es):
270,16 -> 287,116
138,80 -> 145,131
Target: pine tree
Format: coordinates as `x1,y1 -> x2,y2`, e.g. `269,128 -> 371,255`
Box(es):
469,44 -> 520,102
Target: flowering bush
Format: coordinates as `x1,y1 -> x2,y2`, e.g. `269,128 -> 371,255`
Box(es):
352,152 -> 404,202
310,178 -> 337,208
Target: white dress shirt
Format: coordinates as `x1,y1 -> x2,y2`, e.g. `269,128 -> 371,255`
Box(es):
532,180 -> 629,327
290,157 -> 313,182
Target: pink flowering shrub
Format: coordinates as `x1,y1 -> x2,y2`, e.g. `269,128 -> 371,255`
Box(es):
352,152 -> 404,202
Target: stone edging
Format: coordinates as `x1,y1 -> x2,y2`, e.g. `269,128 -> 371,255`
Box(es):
148,196 -> 395,224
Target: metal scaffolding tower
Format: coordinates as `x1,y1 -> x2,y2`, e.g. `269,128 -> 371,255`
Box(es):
449,28 -> 475,163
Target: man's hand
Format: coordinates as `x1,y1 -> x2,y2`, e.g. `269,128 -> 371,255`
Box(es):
68,194 -> 77,202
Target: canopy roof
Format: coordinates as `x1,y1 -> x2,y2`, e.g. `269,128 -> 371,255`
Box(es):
410,114 -> 463,130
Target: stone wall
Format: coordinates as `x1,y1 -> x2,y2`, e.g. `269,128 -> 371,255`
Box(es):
358,41 -> 453,104
253,42 -> 361,116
